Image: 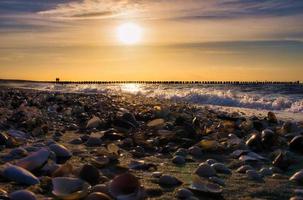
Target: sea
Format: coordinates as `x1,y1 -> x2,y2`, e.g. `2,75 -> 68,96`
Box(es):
1,81 -> 303,121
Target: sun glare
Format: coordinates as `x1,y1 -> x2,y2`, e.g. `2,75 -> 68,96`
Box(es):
117,22 -> 142,45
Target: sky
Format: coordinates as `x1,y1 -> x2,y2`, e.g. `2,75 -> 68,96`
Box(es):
0,0 -> 303,81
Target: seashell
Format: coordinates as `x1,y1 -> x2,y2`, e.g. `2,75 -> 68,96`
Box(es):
91,156 -> 110,168
79,164 -> 100,185
49,143 -> 72,159
1,164 -> 40,185
87,116 -> 102,129
52,162 -> 73,177
9,190 -> 37,200
147,119 -> 165,127
15,148 -> 50,171
159,175 -> 182,187
189,175 -> 222,195
211,163 -> 231,174
109,173 -> 145,200
52,177 -> 91,200
195,163 -> 216,178
107,143 -> 120,155
85,192 -> 113,200
290,170 -> 303,185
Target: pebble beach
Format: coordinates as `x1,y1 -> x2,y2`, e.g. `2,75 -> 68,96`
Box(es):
1,86 -> 303,200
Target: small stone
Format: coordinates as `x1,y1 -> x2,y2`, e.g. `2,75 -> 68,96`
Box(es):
79,164 -> 100,185
9,190 -> 37,200
147,119 -> 165,127
289,136 -> 303,153
188,146 -> 203,157
159,175 -> 182,187
86,137 -> 102,147
175,188 -> 193,199
69,138 -> 83,144
85,192 -> 112,200
205,159 -> 217,165
195,163 -> 216,178
87,116 -> 102,129
259,167 -> 273,177
172,156 -> 186,165
236,165 -> 253,173
209,176 -> 225,186
290,170 -> 303,185
211,163 -> 231,174
49,143 -> 72,158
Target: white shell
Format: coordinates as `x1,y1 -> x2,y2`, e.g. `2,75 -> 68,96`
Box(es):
52,177 -> 91,200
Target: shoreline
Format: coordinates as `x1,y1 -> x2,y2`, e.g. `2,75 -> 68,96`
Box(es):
0,87 -> 303,200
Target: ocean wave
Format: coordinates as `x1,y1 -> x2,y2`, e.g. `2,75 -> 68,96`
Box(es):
3,82 -> 303,113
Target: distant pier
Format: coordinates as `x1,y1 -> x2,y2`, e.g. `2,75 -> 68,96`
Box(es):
51,80 -> 302,85
0,79 -> 302,85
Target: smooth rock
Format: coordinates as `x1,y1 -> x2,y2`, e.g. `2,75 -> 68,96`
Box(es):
79,164 -> 100,185
159,175 -> 182,187
211,163 -> 231,174
195,163 -> 216,178
85,192 -> 112,200
15,148 -> 50,171
290,170 -> 303,185
86,137 -> 102,147
236,165 -> 253,174
175,188 -> 193,199
49,143 -> 72,158
172,156 -> 186,165
9,190 -> 37,200
2,164 -> 40,185
87,116 -> 102,129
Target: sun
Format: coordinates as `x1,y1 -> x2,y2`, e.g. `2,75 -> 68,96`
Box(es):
117,22 -> 142,45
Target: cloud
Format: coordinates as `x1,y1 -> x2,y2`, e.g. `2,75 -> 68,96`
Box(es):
35,0 -> 303,20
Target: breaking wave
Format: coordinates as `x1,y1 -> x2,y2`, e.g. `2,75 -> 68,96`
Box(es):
2,82 -> 303,113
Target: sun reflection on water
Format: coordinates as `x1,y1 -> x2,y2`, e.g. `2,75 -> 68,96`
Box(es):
120,84 -> 142,94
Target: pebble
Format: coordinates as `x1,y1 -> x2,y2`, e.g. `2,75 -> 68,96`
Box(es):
159,175 -> 182,187
195,163 -> 216,177
79,164 -> 100,185
290,170 -> 303,185
236,165 -> 253,173
188,146 -> 203,157
49,143 -> 72,158
9,190 -> 37,200
211,163 -> 231,174
259,167 -> 273,177
172,155 -> 186,165
87,116 -> 102,129
2,164 -> 40,185
175,188 -> 193,199
86,137 -> 102,147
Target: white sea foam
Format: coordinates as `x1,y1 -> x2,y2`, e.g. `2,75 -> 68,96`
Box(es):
2,82 -> 303,113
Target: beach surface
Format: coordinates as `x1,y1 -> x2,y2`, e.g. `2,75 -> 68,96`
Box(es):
0,86 -> 303,200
